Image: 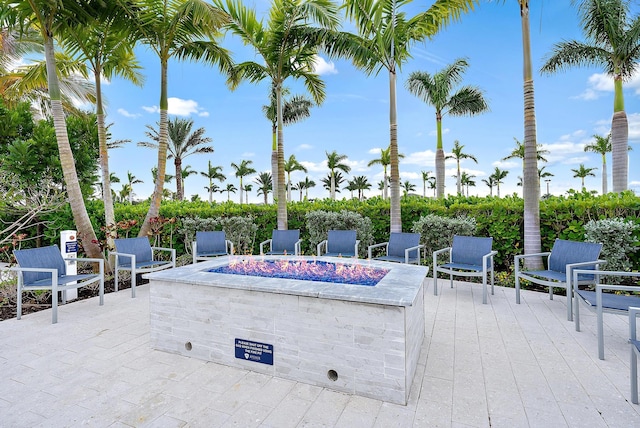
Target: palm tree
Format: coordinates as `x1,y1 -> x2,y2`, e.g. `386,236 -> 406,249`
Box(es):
204,183 -> 221,200
118,184 -> 132,204
571,164 -> 597,190
406,58 -> 489,198
321,172 -> 345,196
584,133 -> 611,194
220,0 -> 339,230
345,180 -> 357,199
126,171 -> 143,204
326,150 -> 351,200
60,5 -> 143,246
367,147 -> 405,200
541,0 -> 640,193
446,140 -> 478,195
502,137 -> 549,164
124,0 -> 232,236
427,176 -> 437,197
200,161 -> 226,203
181,165 -> 198,194
139,117 -> 214,201
243,183 -> 253,204
350,175 -> 371,201
254,171 -> 273,205
460,171 -> 476,197
489,167 -> 509,198
421,170 -> 433,197
283,154 -> 308,202
482,176 -> 496,197
343,0 -> 478,231
402,180 -> 416,199
1,0 -> 104,258
263,83 -> 313,201
230,160 -> 256,204
223,183 -> 237,202
298,176 -> 316,200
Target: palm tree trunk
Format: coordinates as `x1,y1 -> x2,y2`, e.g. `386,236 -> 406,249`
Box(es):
271,125 -> 278,204
521,1 -> 543,270
330,171 -> 336,200
456,161 -> 462,195
44,38 -> 102,260
276,82 -> 288,230
611,111 -> 628,192
389,69 -> 401,233
239,177 -> 243,204
140,61 -> 169,238
175,157 -> 183,201
383,169 -> 388,200
95,72 -> 115,256
601,154 -> 608,194
435,116 -> 445,198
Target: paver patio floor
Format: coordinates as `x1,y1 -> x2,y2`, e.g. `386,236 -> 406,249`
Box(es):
1,278 -> 639,427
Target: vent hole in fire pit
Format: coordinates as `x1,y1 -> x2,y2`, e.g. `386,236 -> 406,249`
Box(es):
185,342 -> 192,351
327,370 -> 338,381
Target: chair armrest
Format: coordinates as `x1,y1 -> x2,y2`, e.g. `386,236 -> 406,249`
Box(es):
567,259 -> 607,270
514,252 -> 551,262
152,246 -> 176,264
226,240 -> 234,255
70,257 -> 105,275
355,240 -> 360,255
317,240 -> 328,256
295,239 -> 302,256
260,239 -> 271,255
10,266 -> 57,274
368,242 -> 388,259
483,251 -> 498,267
405,244 -> 424,263
433,247 -> 451,261
630,307 -> 640,342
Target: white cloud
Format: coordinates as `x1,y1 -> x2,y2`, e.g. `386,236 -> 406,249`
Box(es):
313,55 -> 338,75
492,160 -> 519,169
401,171 -> 422,180
368,147 -> 383,154
564,156 -> 590,165
117,108 -> 141,118
402,149 -> 436,165
141,97 -> 209,117
428,128 -> 450,137
296,144 -> 313,150
300,160 -> 326,173
574,70 -> 640,100
629,113 -> 640,142
241,152 -> 255,158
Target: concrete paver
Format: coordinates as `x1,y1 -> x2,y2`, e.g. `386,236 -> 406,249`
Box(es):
2,278 -> 640,427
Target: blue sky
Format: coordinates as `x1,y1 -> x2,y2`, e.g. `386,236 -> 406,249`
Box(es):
103,0 -> 640,203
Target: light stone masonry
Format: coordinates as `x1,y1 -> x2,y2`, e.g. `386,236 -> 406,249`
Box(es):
145,255 -> 428,405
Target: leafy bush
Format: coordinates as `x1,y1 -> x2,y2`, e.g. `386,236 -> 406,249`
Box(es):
584,217 -> 639,272
412,214 -> 477,263
305,210 -> 374,257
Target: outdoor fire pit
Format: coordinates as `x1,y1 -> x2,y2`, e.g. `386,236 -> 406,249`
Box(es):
145,255 -> 428,405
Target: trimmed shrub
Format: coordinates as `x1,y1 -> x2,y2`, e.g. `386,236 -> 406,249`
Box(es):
178,216 -> 257,255
584,217 -> 639,272
412,214 -> 477,263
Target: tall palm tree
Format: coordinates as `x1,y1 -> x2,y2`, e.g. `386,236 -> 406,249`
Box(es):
402,180 -> 416,199
243,183 -> 253,204
421,170 -> 433,197
60,5 -> 143,247
406,58 -> 488,198
254,171 -> 273,205
263,83 -> 313,201
298,176 -> 316,200
326,150 -> 351,200
584,133 -> 611,194
321,171 -> 344,196
446,140 -> 478,195
200,161 -> 226,203
427,176 -> 437,197
460,171 -> 476,197
482,176 -> 496,197
1,0 -> 104,259
140,117 -> 213,201
230,159 -> 256,204
367,147 -> 405,200
126,171 -> 143,204
489,167 -> 509,198
350,175 -> 371,201
541,0 -> 640,193
283,154 -> 307,202
343,0 -> 478,231
220,0 -> 339,230
571,164 -> 597,190
204,183 -> 221,200
124,0 -> 232,236
223,183 -> 237,202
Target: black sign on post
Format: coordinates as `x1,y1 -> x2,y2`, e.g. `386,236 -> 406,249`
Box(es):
65,242 -> 78,253
235,338 -> 274,365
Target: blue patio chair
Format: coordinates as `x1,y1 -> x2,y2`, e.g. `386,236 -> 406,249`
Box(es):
110,237 -> 175,297
433,235 -> 497,304
192,231 -> 234,263
12,245 -> 104,324
367,232 -> 423,265
260,230 -> 301,256
573,269 -> 640,360
630,307 -> 640,403
317,230 -> 360,258
515,239 -> 604,321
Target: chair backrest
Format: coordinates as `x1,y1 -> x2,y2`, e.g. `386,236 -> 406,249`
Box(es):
451,235 -> 493,267
271,229 -> 300,253
548,239 -> 603,273
326,230 -> 357,254
114,237 -> 152,264
14,245 -> 66,284
195,231 -> 227,255
387,232 -> 420,258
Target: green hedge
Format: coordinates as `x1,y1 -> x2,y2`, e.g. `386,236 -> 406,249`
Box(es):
34,191 -> 640,270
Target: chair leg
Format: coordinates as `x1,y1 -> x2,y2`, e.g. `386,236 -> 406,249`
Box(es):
482,271 -> 487,304
632,348 -> 639,404
597,303 -> 605,360
16,279 -> 22,320
433,268 -> 438,296
449,274 -> 453,289
51,280 -> 58,324
549,286 -> 554,300
515,266 -> 521,304
131,267 -> 136,298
